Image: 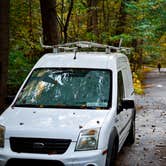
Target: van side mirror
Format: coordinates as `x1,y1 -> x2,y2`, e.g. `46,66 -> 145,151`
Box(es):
122,100 -> 134,109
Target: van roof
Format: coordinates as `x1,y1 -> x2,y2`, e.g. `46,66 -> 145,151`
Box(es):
34,52 -> 128,70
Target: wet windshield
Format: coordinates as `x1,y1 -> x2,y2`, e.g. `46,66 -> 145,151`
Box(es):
15,68 -> 112,109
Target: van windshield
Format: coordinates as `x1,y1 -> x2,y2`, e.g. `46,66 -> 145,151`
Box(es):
14,68 -> 112,109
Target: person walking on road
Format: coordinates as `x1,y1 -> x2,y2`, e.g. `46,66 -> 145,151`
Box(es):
157,63 -> 161,72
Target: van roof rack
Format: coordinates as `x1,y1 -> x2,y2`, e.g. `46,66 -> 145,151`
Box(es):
40,38 -> 131,55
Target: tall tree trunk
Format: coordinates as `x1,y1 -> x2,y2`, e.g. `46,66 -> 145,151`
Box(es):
115,1 -> 126,35
131,39 -> 143,70
0,0 -> 10,112
102,0 -> 106,31
64,0 -> 74,43
28,0 -> 33,45
40,0 -> 59,45
116,0 -> 133,36
87,0 -> 99,35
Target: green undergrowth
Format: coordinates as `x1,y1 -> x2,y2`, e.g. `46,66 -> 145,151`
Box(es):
8,50 -> 36,95
133,66 -> 153,95
133,71 -> 144,95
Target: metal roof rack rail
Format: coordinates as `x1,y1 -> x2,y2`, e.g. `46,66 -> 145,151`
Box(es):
40,38 -> 131,55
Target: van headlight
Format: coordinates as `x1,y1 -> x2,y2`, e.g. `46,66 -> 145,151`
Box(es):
0,125 -> 5,147
75,128 -> 100,151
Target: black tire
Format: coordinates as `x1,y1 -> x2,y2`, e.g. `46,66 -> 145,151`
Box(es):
105,139 -> 118,166
126,118 -> 135,145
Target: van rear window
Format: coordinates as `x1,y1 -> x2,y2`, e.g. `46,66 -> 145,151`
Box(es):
14,68 -> 112,109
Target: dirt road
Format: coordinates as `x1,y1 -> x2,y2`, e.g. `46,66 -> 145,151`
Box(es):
115,69 -> 166,166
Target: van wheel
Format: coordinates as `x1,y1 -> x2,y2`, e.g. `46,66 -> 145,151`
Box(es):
126,118 -> 135,145
105,140 -> 118,166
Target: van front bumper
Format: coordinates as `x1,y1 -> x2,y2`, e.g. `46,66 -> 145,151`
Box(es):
0,142 -> 106,166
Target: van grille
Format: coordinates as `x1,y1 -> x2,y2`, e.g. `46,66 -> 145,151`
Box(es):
6,159 -> 64,166
10,137 -> 71,154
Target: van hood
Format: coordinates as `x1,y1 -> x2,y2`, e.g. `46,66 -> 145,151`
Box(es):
0,107 -> 109,141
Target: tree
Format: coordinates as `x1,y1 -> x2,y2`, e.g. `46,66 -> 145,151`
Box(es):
56,0 -> 74,43
0,0 -> 10,112
10,0 -> 41,53
87,0 -> 99,36
63,0 -> 74,43
125,0 -> 166,69
40,0 -> 59,45
0,1 -> 10,110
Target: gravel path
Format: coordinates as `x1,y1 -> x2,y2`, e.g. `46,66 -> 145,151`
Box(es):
115,69 -> 166,166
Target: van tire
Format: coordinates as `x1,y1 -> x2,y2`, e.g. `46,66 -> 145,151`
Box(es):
126,118 -> 135,145
105,139 -> 118,166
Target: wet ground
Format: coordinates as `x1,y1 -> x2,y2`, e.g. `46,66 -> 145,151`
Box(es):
115,68 -> 166,166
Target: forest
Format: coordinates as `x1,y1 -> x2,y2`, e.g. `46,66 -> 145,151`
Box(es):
0,0 -> 166,111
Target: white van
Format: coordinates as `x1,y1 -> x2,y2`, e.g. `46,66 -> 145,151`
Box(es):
0,41 -> 135,166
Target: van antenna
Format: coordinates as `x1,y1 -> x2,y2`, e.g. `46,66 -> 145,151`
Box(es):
119,38 -> 123,48
73,48 -> 77,60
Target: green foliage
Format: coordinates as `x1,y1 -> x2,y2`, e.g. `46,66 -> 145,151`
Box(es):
9,0 -> 166,95
8,50 -> 35,94
10,0 -> 42,55
125,0 -> 166,52
9,0 -> 43,94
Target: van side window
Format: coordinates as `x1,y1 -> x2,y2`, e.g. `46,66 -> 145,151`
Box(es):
117,71 -> 124,113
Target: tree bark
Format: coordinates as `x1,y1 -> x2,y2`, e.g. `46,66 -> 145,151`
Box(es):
64,0 -> 74,43
115,0 -> 133,36
0,0 -> 10,112
87,0 -> 99,35
28,0 -> 33,44
115,1 -> 126,35
40,0 -> 59,45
